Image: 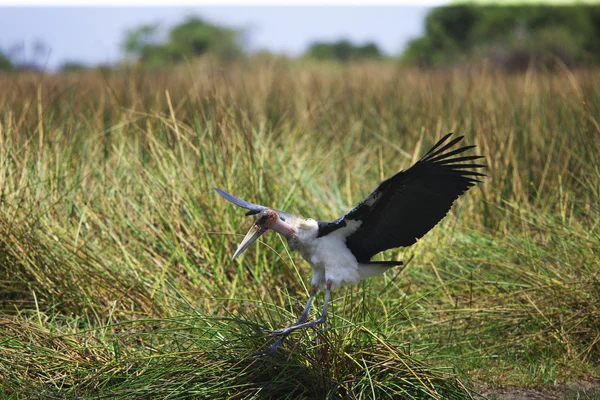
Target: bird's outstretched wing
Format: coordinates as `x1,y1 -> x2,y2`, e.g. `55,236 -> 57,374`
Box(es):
318,133 -> 486,262
214,188 -> 267,216
214,188 -> 295,221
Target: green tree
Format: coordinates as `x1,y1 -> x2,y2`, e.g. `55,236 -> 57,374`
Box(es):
168,17 -> 240,60
123,24 -> 161,57
59,61 -> 87,73
0,52 -> 13,71
401,5 -> 600,68
306,40 -> 382,62
123,17 -> 242,67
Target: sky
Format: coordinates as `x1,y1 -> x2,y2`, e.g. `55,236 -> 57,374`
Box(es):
0,6 -> 434,70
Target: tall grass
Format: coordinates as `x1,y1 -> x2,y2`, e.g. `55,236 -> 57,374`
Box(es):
0,60 -> 598,398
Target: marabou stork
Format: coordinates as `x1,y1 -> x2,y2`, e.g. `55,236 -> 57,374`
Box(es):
215,133 -> 485,356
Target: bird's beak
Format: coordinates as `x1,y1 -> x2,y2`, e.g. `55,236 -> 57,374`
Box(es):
232,223 -> 267,260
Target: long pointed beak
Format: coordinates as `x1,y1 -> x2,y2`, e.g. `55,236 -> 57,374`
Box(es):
232,223 -> 267,260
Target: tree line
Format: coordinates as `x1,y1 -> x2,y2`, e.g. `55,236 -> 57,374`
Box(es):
401,4 -> 600,70
1,5 -> 599,72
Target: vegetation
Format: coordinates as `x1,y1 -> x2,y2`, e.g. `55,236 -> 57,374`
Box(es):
0,60 -> 598,398
402,4 -> 600,69
305,40 -> 382,62
59,61 -> 88,73
123,17 -> 242,67
0,52 -> 12,71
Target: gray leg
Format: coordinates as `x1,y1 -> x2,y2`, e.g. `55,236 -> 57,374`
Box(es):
295,285 -> 318,325
254,281 -> 332,357
266,285 -> 318,335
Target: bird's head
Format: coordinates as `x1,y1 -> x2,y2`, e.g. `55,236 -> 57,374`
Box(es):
232,208 -> 294,260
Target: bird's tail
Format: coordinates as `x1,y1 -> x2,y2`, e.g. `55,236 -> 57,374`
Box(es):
358,261 -> 403,280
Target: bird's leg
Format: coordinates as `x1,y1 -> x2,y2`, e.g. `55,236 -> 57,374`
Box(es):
268,280 -> 332,336
266,285 -> 318,334
293,285 -> 318,325
254,281 -> 332,357
254,285 -> 318,357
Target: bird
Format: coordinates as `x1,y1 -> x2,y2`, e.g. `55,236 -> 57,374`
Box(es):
215,132 -> 486,356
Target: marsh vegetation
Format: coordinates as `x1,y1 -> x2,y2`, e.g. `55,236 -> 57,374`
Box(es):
0,60 -> 598,398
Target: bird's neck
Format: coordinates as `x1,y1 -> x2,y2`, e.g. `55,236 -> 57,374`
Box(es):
271,218 -> 296,241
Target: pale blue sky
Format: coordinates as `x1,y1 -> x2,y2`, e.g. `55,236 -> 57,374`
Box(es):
0,6 -> 431,69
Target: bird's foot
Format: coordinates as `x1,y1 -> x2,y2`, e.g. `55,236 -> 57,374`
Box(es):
253,340 -> 282,357
315,322 -> 330,333
265,327 -> 289,336
265,318 -> 325,336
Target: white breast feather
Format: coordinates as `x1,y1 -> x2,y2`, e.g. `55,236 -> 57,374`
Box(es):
294,218 -> 366,289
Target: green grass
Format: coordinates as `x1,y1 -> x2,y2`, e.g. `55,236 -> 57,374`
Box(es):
0,60 -> 598,398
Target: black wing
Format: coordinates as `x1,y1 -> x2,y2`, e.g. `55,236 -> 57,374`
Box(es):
214,188 -> 295,221
319,133 -> 486,262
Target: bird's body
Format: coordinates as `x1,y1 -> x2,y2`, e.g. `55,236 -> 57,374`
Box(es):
215,133 -> 486,356
287,217 -> 395,289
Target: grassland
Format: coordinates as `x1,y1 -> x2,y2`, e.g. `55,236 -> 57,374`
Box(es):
0,59 -> 598,399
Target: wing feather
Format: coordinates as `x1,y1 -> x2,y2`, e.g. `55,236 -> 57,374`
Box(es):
320,133 -> 486,262
214,188 -> 267,216
214,188 -> 295,221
